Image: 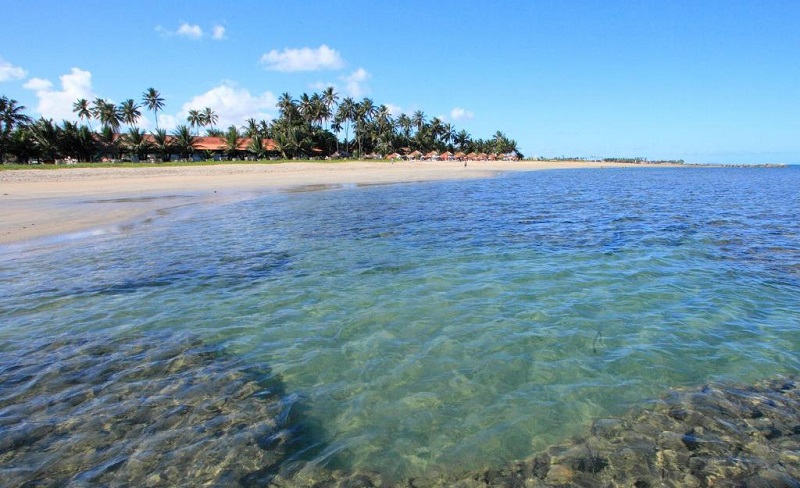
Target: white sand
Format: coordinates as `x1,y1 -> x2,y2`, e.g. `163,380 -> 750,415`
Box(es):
0,160 -> 675,245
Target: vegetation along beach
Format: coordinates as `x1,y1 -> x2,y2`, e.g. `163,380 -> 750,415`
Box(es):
2,2 -> 800,487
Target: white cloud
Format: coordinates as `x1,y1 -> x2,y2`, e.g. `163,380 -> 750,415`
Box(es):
177,23 -> 203,39
22,78 -> 53,91
450,107 -> 474,121
385,103 -> 403,116
0,57 -> 27,82
212,25 -> 226,40
342,68 -> 370,98
260,44 -> 344,72
177,82 -> 277,130
23,67 -> 95,121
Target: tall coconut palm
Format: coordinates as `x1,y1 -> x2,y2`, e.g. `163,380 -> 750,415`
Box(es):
336,97 -> 356,153
72,98 -> 93,131
93,99 -> 122,133
277,92 -> 297,123
298,93 -> 314,124
354,98 -> 377,156
202,107 -> 218,134
242,117 -> 259,137
187,109 -> 202,135
454,129 -> 471,151
1,96 -> 32,163
120,99 -> 141,130
142,87 -> 165,130
321,86 -> 338,130
412,110 -> 426,134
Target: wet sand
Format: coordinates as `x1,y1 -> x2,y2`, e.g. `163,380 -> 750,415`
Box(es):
1,160 -> 674,245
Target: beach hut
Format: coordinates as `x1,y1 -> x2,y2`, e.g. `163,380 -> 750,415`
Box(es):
441,151 -> 453,161
386,152 -> 401,160
477,153 -> 488,160
408,150 -> 423,160
454,151 -> 466,161
424,151 -> 440,161
466,152 -> 479,160
488,153 -> 498,161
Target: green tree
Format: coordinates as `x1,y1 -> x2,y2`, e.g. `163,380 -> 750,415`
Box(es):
247,133 -> 265,159
122,128 -> 152,161
223,125 -> 240,160
30,118 -> 61,161
202,107 -> 218,134
72,98 -> 93,131
187,109 -> 202,135
142,87 -> 165,130
171,125 -> 195,160
151,128 -> 172,162
0,96 -> 32,163
120,99 -> 141,130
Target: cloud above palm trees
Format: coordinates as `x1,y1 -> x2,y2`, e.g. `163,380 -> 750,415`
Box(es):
260,45 -> 344,72
0,57 -> 27,82
22,67 -> 95,121
450,107 -> 474,121
179,82 -> 277,130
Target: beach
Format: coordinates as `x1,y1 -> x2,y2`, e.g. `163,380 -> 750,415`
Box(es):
1,160 -> 664,245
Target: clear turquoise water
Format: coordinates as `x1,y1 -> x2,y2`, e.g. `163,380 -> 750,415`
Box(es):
2,167 -> 799,481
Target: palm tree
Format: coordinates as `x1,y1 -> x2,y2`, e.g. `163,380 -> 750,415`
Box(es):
72,98 -> 93,131
442,123 -> 455,151
247,133 -> 265,159
223,125 -> 240,160
123,128 -> 151,162
97,126 -> 120,160
412,110 -> 426,134
454,129 -> 471,151
93,99 -> 122,133
277,92 -> 297,123
1,96 -> 32,163
151,128 -> 172,162
142,87 -> 165,130
171,125 -> 195,160
120,99 -> 141,130
322,86 -> 338,130
336,97 -> 355,154
397,113 -> 412,145
29,118 -> 60,161
7,126 -> 37,164
298,93 -> 314,124
202,107 -> 218,134
187,109 -> 202,135
242,117 -> 259,137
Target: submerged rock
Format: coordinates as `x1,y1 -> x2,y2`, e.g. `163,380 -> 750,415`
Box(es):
283,376 -> 800,487
0,330 -> 295,487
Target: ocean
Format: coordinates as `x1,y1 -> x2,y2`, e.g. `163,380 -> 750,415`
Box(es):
1,166 -> 799,485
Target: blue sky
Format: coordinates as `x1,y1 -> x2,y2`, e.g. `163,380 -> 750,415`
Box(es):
1,1 -> 798,164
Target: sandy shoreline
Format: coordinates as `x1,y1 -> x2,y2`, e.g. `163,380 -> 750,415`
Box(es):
1,160 -> 676,245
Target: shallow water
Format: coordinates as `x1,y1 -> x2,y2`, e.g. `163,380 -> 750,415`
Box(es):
1,167 -> 799,484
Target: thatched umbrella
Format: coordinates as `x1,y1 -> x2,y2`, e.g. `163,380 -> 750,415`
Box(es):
466,152 -> 478,160
454,151 -> 466,160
